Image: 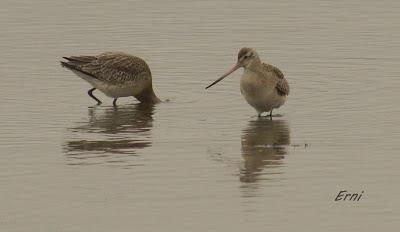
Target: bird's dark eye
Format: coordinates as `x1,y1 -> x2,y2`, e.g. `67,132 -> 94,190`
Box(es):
243,54 -> 252,59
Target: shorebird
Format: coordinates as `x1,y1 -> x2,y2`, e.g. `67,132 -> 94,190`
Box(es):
61,52 -> 161,106
206,48 -> 289,117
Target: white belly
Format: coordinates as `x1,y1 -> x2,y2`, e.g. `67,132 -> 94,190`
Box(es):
72,70 -> 146,98
93,81 -> 144,98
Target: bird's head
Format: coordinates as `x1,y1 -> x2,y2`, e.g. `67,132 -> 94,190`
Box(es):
237,47 -> 260,68
205,47 -> 261,89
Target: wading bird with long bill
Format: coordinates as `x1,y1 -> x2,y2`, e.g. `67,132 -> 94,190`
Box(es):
61,52 -> 161,106
206,48 -> 289,117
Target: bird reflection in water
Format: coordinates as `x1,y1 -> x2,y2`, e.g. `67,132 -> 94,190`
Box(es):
240,119 -> 290,186
63,103 -> 155,167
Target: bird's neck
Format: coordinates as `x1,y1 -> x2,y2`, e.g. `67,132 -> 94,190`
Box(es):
246,57 -> 263,72
134,86 -> 161,104
245,62 -> 263,76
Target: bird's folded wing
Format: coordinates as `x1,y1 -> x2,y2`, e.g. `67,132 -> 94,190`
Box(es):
276,78 -> 290,96
263,63 -> 289,96
64,55 -> 97,64
77,52 -> 151,85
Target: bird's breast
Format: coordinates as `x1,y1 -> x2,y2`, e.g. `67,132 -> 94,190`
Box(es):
240,71 -> 272,97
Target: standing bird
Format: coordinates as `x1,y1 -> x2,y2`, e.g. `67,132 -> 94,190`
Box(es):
206,48 -> 289,117
61,52 -> 161,106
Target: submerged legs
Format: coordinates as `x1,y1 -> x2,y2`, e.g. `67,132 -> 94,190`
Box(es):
88,88 -> 102,105
87,88 -> 118,106
258,110 -> 273,119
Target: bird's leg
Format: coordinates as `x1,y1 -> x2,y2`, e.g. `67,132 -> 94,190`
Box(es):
113,98 -> 118,106
269,110 -> 273,117
88,88 -> 102,105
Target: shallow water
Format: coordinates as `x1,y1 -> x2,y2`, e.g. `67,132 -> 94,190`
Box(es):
1,0 -> 400,231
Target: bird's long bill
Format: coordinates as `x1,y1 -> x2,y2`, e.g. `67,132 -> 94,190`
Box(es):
205,63 -> 240,89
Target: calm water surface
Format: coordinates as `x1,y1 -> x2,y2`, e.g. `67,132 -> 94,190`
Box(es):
1,0 -> 399,231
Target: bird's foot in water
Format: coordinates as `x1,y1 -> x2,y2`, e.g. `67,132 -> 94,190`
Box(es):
257,112 -> 283,118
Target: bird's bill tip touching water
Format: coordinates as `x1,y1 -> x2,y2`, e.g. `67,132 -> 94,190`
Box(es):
205,63 -> 241,89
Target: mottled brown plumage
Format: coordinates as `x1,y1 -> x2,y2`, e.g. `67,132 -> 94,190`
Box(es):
262,63 -> 290,96
61,52 -> 160,105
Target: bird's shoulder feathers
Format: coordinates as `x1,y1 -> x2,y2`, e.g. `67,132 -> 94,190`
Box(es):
61,52 -> 151,84
262,63 -> 289,96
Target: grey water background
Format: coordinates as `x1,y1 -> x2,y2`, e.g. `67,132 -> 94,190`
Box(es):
1,0 -> 399,231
